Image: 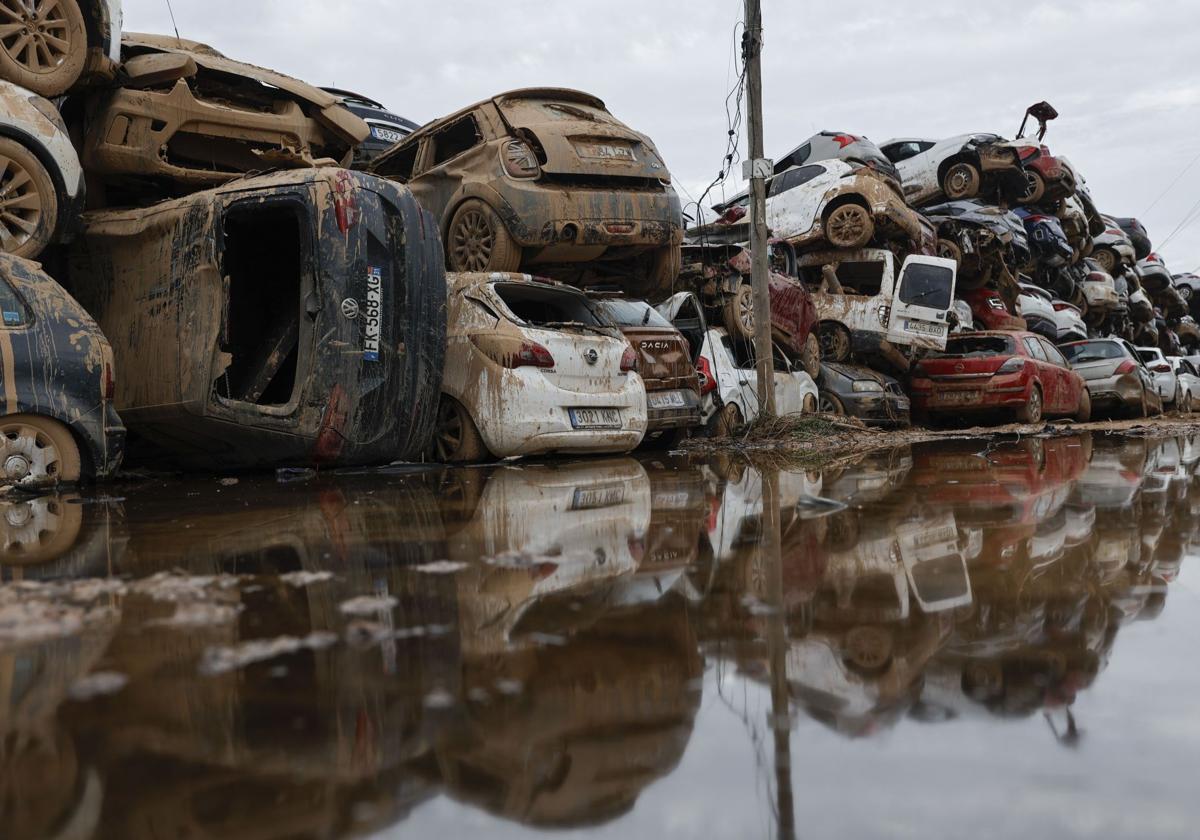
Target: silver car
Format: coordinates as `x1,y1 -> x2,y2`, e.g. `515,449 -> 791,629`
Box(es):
1136,347 -> 1179,405
1061,338 -> 1161,417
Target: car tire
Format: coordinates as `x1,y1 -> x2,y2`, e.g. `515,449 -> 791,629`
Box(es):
432,396 -> 489,463
803,393 -> 817,414
1092,246 -> 1119,274
708,401 -> 743,438
1181,392 -> 1192,414
942,161 -> 981,200
0,137 -> 59,260
0,492 -> 84,565
819,392 -> 845,416
1016,385 -> 1043,424
1075,388 -> 1092,423
800,332 -> 821,378
0,414 -> 82,485
823,202 -> 875,249
446,199 -> 522,273
819,322 -> 852,363
844,625 -> 894,674
723,283 -> 756,340
1019,170 -> 1047,205
0,0 -> 87,98
937,238 -> 962,263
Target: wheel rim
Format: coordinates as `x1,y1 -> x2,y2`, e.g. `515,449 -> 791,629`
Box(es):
0,0 -> 73,75
1094,249 -> 1115,272
434,402 -> 464,461
827,205 -> 868,245
2,496 -> 64,555
0,421 -> 64,484
819,395 -> 839,415
1028,390 -> 1042,422
451,209 -> 495,271
820,325 -> 850,361
845,626 -> 891,670
737,287 -> 755,334
1021,171 -> 1041,202
0,151 -> 43,252
946,164 -> 976,198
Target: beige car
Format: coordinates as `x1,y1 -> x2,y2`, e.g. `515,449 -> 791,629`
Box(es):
371,89 -> 683,297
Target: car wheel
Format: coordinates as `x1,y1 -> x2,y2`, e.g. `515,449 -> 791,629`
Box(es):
1075,388 -> 1092,423
1181,392 -> 1192,414
1016,385 -> 1043,424
1092,246 -> 1118,274
0,137 -> 59,260
818,322 -> 852,363
937,238 -> 962,263
844,626 -> 894,674
942,161 -> 981,200
708,401 -> 743,438
824,202 -> 875,249
446,199 -> 521,273
819,392 -> 845,416
0,0 -> 87,98
1018,170 -> 1046,205
803,393 -> 818,413
0,414 -> 81,486
432,396 -> 489,463
723,283 -> 756,340
0,493 -> 84,565
800,332 -> 821,378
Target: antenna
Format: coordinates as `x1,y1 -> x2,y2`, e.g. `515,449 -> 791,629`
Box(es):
164,0 -> 182,45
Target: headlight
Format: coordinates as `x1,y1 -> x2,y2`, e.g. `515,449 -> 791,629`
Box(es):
852,381 -> 884,393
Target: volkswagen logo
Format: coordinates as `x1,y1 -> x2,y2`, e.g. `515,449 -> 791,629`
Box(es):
584,349 -> 600,366
341,298 -> 360,320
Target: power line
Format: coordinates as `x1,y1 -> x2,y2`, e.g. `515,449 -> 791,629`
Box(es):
1144,147 -> 1200,216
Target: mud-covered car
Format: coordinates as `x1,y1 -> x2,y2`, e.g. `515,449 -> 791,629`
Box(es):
593,297 -> 702,441
434,273 -> 647,462
320,87 -> 419,168
1093,218 -> 1138,274
370,88 -> 683,293
816,362 -> 910,426
879,134 -> 1026,206
1061,338 -> 1161,418
1136,252 -> 1173,294
959,287 -> 1026,332
920,199 -> 1028,288
1015,207 -> 1073,269
1111,216 -> 1152,261
1012,142 -> 1075,204
78,33 -> 369,199
63,168 -> 445,470
1017,282 -> 1059,342
0,0 -> 121,96
698,327 -> 818,435
0,80 -> 86,259
0,254 -> 124,484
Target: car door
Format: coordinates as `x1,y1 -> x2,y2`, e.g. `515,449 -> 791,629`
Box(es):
1022,336 -> 1058,408
765,163 -> 830,239
1040,338 -> 1079,412
885,255 -> 958,350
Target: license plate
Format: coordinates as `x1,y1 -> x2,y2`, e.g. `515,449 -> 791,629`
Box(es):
648,390 -> 688,409
572,484 -> 625,510
570,408 -> 622,429
896,398 -> 911,411
933,390 -> 981,406
574,140 -> 636,161
371,126 -> 406,144
905,319 -> 946,338
653,491 -> 693,509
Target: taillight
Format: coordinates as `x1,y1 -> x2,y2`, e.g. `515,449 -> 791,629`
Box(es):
698,356 -> 717,395
501,139 -> 541,179
620,345 -> 639,374
1052,302 -> 1078,313
471,335 -> 555,369
996,357 -> 1026,375
1115,360 -> 1137,375
103,363 -> 115,401
1153,363 -> 1171,373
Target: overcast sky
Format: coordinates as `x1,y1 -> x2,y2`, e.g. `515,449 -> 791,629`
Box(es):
126,0 -> 1200,272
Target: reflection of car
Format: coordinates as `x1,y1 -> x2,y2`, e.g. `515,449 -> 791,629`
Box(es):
0,80 -> 86,259
435,273 -> 647,461
66,168 -> 445,470
0,254 -> 124,484
879,134 -> 1026,205
1136,346 -> 1179,405
816,362 -> 910,427
1167,357 -> 1200,412
910,332 -> 1090,425
320,87 -> 420,168
370,88 -> 682,293
593,297 -> 701,440
0,0 -> 122,96
698,328 -> 818,435
80,34 -> 369,195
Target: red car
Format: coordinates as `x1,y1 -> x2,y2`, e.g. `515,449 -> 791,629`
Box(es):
910,331 -> 1090,424
959,288 -> 1026,331
1014,143 -> 1074,204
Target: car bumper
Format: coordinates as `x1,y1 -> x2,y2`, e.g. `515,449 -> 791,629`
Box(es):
73,401 -> 127,480
841,392 -> 911,427
1083,373 -> 1143,409
1023,314 -> 1058,341
646,387 -> 702,432
912,374 -> 1032,414
1056,323 -> 1088,343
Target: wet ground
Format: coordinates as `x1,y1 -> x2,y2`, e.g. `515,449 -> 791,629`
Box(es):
2,431 -> 1199,839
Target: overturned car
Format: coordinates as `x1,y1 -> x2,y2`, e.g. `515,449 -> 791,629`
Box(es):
62,168 -> 446,469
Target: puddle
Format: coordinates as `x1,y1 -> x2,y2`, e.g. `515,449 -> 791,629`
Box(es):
0,435 -> 1198,838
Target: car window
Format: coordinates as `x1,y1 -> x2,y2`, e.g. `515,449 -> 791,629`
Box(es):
595,299 -> 672,329
0,279 -> 29,327
931,335 -> 1016,357
883,141 -> 923,163
897,263 -> 953,310
1062,341 -> 1123,363
493,283 -> 604,327
768,165 -> 825,198
1137,350 -> 1158,364
373,141 -> 419,180
1040,339 -> 1068,367
430,114 -> 482,167
776,142 -> 812,170
1022,337 -> 1046,361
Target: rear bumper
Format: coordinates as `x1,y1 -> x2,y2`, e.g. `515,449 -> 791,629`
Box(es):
1023,314 -> 1058,341
842,392 -> 911,426
911,373 -> 1032,414
1083,373 -> 1142,408
646,388 -> 702,431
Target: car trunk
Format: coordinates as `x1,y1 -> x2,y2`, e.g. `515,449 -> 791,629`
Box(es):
1071,359 -> 1122,381
918,356 -> 1010,379
618,327 -> 695,391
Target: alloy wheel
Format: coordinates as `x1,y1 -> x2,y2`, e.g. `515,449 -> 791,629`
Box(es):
0,152 -> 43,252
0,0 -> 73,75
451,209 -> 495,271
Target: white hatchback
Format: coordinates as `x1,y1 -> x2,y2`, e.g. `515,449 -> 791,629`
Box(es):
697,327 -> 819,435
435,273 -> 648,461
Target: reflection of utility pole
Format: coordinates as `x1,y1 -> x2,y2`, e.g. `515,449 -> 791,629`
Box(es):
744,0 -> 776,417
762,467 -> 795,840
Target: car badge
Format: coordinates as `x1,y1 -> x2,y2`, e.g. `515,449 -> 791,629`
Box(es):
584,349 -> 600,366
955,363 -> 965,373
341,298 -> 360,320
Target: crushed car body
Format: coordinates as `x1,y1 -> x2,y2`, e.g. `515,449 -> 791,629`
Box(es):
61,168 -> 445,470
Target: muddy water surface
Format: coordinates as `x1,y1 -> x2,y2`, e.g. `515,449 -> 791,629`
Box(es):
2,432 -> 1199,839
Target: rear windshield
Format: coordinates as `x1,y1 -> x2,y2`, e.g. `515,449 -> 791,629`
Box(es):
931,336 -> 1016,358
595,299 -> 673,328
1137,350 -> 1160,364
494,283 -> 604,327
1061,341 -> 1125,363
898,263 -> 954,310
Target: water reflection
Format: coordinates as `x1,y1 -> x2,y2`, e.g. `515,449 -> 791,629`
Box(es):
0,433 -> 1197,838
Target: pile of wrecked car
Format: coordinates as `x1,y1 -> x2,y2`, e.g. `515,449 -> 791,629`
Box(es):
0,7 -> 1196,486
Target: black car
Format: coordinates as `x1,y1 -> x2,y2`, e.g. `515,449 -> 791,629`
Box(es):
0,255 -> 125,485
1111,217 -> 1152,262
817,362 -> 911,427
321,88 -> 420,168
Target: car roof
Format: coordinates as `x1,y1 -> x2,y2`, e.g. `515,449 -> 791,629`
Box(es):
880,137 -> 932,146
406,87 -> 605,135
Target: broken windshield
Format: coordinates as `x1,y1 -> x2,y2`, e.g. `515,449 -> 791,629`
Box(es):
494,282 -> 605,328
931,336 -> 1016,358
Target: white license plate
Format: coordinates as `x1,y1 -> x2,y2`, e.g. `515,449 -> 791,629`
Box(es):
896,398 -> 911,411
572,484 -> 625,510
570,408 -> 622,429
905,319 -> 946,338
648,390 -> 688,409
371,126 -> 406,144
933,390 -> 981,406
653,491 -> 693,510
574,140 -> 636,161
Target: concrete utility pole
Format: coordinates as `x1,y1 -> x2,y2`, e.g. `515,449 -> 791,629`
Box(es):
743,0 -> 776,417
